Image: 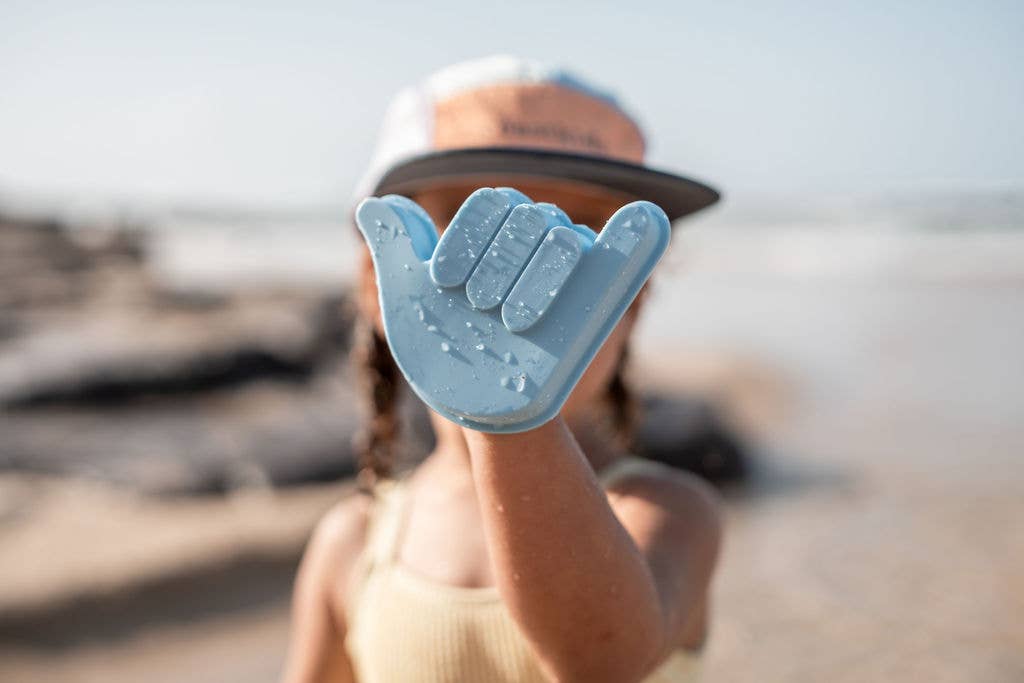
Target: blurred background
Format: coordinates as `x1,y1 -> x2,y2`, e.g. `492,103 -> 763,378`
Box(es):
1,1 -> 1022,681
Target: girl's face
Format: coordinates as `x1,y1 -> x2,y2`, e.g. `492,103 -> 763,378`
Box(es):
357,177 -> 646,421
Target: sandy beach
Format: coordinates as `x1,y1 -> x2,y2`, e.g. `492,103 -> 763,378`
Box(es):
646,224 -> 1024,680
1,217 -> 1022,682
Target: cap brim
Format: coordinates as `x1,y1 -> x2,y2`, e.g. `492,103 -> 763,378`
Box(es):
372,147 -> 721,223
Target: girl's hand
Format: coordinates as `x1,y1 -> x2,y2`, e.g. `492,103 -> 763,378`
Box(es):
354,187 -> 669,433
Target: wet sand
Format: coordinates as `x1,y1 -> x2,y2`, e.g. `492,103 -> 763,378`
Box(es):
640,226 -> 1024,681
2,225 -> 1022,681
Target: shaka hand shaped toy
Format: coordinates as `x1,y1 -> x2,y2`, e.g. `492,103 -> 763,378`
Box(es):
355,187 -> 670,433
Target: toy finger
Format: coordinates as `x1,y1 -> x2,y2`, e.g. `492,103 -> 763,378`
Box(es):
430,188 -> 516,288
355,197 -> 435,275
466,203 -> 548,310
501,226 -> 583,333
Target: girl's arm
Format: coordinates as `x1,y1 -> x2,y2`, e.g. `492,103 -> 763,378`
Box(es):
280,497 -> 368,683
465,417 -> 721,683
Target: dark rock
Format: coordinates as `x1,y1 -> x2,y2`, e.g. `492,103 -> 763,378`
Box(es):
0,213 -> 149,312
0,289 -> 355,408
633,393 -> 749,483
0,369 -> 361,496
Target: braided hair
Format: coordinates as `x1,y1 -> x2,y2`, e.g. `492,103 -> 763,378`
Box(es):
352,317 -> 402,494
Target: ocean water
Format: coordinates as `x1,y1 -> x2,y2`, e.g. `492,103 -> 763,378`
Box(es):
148,215 -> 360,289
140,189 -> 1024,284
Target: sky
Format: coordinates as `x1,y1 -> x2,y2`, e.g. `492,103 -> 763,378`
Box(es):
1,0 -> 1022,210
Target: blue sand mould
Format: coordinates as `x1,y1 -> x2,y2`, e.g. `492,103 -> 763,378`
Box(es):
355,187 -> 671,433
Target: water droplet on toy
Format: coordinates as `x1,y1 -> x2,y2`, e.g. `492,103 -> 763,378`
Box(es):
499,376 -> 511,388
436,287 -> 443,293
427,324 -> 437,332
548,289 -> 557,297
403,264 -> 411,271
514,375 -> 526,392
623,219 -> 632,228
475,343 -> 485,351
374,219 -> 382,227
440,342 -> 450,352
465,321 -> 472,328
437,254 -> 447,262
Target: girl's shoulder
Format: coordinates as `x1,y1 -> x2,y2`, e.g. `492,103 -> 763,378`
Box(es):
312,489 -> 375,555
602,456 -> 722,554
601,455 -> 717,501
310,476 -> 408,562
303,487 -> 379,629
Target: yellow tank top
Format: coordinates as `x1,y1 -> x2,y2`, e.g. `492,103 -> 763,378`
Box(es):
343,456 -> 703,682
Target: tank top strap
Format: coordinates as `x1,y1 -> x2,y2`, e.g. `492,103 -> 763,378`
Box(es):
365,476 -> 410,566
343,477 -> 410,631
596,455 -> 663,490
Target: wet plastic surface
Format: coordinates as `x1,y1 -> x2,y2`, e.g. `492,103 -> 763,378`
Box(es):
355,187 -> 670,432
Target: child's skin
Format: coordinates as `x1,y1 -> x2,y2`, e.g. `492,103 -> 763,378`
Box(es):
282,179 -> 723,683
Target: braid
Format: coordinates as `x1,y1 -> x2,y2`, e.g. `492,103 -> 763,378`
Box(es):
605,341 -> 640,449
352,319 -> 402,494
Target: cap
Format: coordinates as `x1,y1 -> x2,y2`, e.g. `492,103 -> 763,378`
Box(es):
352,55 -> 720,223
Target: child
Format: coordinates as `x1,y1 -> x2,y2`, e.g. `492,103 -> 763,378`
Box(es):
282,56 -> 723,683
